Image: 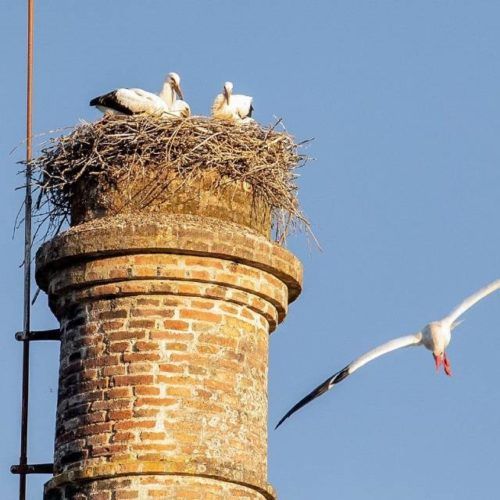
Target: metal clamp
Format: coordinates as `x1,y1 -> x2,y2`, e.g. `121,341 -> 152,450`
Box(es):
11,463 -> 54,475
15,329 -> 61,341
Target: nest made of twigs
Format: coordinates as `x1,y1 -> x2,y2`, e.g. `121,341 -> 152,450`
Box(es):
29,114 -> 312,243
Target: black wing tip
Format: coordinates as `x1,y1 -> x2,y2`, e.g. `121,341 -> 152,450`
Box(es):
274,366 -> 350,429
89,91 -> 134,115
275,412 -> 291,430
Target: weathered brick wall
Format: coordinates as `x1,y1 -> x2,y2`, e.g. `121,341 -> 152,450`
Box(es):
38,214 -> 301,499
48,475 -> 271,499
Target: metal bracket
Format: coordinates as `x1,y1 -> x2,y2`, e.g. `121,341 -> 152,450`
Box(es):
11,463 -> 54,475
15,329 -> 61,341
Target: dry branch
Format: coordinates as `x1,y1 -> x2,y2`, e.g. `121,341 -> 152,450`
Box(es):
27,114 -> 312,243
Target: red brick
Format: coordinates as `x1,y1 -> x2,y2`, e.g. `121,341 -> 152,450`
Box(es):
150,331 -> 193,341
83,411 -> 107,424
191,299 -> 215,310
112,374 -> 155,386
108,409 -> 133,420
131,308 -> 174,318
134,385 -> 160,396
109,341 -> 131,353
123,352 -> 160,362
197,344 -> 219,354
199,333 -> 237,348
135,443 -> 176,451
167,386 -> 192,397
114,491 -> 138,499
156,375 -> 191,385
101,320 -> 125,331
137,298 -> 161,306
113,419 -> 156,431
132,255 -> 164,265
128,319 -> 156,329
140,431 -> 166,440
189,270 -> 211,280
108,387 -> 132,399
92,444 -> 127,457
133,408 -> 159,418
162,320 -> 189,330
188,365 -> 207,375
159,363 -> 184,373
99,310 -> 128,320
102,365 -> 126,377
76,422 -> 112,437
180,310 -> 222,322
87,493 -> 112,500
167,342 -> 188,352
135,397 -> 176,407
111,431 -> 134,442
108,269 -> 129,279
177,283 -> 205,295
127,362 -> 153,374
108,330 -> 147,341
135,341 -> 158,351
184,257 -> 224,269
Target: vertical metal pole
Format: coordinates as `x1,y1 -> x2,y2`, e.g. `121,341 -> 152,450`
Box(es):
19,0 -> 34,498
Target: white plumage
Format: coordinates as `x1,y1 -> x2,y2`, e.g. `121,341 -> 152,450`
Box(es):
90,88 -> 168,116
90,72 -> 190,118
276,279 -> 500,428
167,98 -> 191,118
211,81 -> 254,123
159,72 -> 191,118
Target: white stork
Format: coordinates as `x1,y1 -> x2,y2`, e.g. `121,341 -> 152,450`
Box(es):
276,279 -> 500,429
211,81 -> 254,123
90,73 -> 189,118
159,72 -> 191,118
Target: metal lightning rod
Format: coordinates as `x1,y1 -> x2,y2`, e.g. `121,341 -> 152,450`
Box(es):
19,0 -> 35,498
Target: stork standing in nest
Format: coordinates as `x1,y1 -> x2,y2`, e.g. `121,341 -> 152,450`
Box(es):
159,72 -> 191,118
212,81 -> 254,124
90,72 -> 190,118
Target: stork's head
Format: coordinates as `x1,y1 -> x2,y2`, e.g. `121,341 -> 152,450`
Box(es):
168,72 -> 184,100
223,81 -> 233,103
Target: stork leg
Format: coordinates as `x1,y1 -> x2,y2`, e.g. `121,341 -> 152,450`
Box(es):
443,352 -> 452,376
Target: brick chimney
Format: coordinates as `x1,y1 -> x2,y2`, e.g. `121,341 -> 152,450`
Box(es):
38,170 -> 302,499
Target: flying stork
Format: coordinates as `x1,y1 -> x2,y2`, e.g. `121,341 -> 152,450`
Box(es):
276,279 -> 500,429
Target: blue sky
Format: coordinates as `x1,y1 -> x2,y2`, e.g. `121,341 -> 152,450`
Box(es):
2,1 -> 499,499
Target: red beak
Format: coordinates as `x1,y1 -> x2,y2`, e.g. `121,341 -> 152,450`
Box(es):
433,352 -> 452,376
433,353 -> 443,372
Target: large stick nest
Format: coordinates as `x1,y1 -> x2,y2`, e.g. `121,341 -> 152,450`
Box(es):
29,115 -> 312,243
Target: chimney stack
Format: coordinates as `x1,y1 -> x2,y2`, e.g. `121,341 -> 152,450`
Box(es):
38,170 -> 302,499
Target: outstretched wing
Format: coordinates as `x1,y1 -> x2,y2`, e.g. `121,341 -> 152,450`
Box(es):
275,333 -> 422,429
444,279 -> 500,326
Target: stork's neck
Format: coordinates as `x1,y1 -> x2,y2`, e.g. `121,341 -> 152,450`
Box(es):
160,82 -> 176,107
